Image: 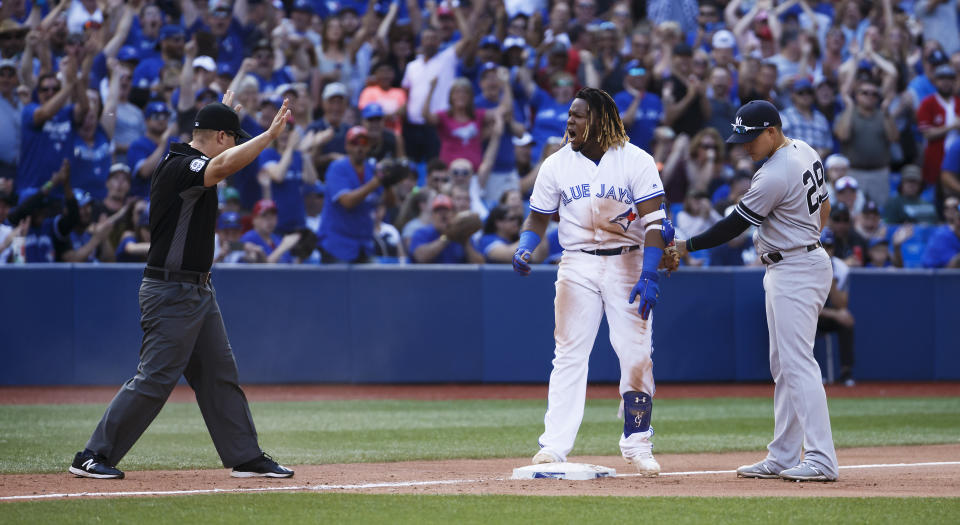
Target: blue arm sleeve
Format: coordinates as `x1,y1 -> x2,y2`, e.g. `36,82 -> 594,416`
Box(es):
517,230 -> 540,253
641,246 -> 663,276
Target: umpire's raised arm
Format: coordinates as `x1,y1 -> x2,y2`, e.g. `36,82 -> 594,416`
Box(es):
201,94 -> 291,187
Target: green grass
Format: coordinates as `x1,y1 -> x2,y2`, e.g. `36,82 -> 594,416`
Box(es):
1,397 -> 958,474
2,494 -> 958,524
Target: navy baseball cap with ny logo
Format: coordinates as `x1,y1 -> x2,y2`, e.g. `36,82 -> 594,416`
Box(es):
726,100 -> 782,144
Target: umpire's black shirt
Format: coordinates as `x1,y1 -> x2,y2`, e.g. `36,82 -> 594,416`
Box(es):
146,142 -> 218,272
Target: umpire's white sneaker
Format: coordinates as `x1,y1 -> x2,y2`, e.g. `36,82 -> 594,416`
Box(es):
736,460 -> 782,479
779,461 -> 837,482
531,449 -> 562,464
624,451 -> 660,477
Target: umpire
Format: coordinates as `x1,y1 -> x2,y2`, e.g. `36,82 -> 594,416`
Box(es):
69,92 -> 295,479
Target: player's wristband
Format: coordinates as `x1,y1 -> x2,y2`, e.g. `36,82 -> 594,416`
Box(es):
641,246 -> 663,275
517,230 -> 540,253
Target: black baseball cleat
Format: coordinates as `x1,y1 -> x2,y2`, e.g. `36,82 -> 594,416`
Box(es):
69,450 -> 125,479
231,452 -> 294,478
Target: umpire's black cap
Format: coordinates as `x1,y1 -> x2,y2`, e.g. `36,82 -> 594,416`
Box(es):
194,102 -> 252,142
726,100 -> 781,144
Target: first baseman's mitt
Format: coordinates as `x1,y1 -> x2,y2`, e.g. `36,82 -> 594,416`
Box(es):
444,211 -> 483,243
660,243 -> 680,273
377,158 -> 409,188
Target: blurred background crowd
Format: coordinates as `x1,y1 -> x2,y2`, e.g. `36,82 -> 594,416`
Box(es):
0,0 -> 959,269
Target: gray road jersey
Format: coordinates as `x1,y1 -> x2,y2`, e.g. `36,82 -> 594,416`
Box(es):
734,139 -> 828,254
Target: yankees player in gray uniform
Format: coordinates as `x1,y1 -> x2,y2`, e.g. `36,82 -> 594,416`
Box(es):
676,100 -> 839,482
68,93 -> 295,479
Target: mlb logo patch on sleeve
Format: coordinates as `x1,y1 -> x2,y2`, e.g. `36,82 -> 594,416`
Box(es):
190,159 -> 206,172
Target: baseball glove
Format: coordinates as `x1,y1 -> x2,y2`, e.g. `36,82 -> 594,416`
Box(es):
660,243 -> 681,273
377,158 -> 409,188
444,211 -> 483,244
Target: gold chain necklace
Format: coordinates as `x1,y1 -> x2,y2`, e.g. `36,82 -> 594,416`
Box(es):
771,138 -> 791,156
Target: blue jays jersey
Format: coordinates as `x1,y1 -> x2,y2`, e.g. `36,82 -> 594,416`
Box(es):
529,142 -> 664,251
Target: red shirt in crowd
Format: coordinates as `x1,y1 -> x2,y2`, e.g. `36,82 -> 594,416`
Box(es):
916,93 -> 960,184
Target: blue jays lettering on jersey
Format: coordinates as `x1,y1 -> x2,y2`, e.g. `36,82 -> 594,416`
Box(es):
529,142 -> 663,251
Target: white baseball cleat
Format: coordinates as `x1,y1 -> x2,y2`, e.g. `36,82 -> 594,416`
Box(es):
531,449 -> 562,464
624,451 -> 660,477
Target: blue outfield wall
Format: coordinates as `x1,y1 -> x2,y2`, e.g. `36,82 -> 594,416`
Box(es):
1,264 -> 958,385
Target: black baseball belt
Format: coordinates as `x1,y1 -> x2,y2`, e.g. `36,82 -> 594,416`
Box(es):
581,245 -> 641,256
144,266 -> 212,285
760,242 -> 822,265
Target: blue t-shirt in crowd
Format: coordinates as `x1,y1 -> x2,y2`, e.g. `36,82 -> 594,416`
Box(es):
613,90 -> 663,153
126,135 -> 175,199
529,87 -> 571,161
240,229 -> 292,263
251,68 -> 295,94
24,218 -> 65,263
409,223 -> 467,263
318,156 -> 380,261
18,104 -> 75,193
133,57 -> 166,90
922,225 -> 960,268
187,18 -> 248,74
476,232 -> 510,261
258,148 -> 307,234
69,230 -> 96,262
89,53 -> 109,91
124,19 -> 161,62
942,137 -> 960,172
69,126 -> 113,200
230,116 -> 266,209
907,75 -> 936,107
475,94 -> 525,173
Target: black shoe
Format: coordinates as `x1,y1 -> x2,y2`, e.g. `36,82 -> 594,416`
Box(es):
231,452 -> 294,478
69,450 -> 124,479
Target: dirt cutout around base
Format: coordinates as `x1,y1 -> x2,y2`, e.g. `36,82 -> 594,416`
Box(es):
2,444 -> 958,501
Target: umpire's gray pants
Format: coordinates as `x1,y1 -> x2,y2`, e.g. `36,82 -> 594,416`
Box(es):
86,278 -> 261,468
763,248 -> 839,479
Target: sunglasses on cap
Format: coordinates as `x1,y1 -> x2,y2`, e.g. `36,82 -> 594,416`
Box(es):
628,67 -> 646,76
730,123 -> 767,135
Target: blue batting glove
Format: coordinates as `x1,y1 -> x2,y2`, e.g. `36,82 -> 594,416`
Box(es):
629,271 -> 660,320
660,203 -> 675,246
513,249 -> 532,275
513,230 -> 540,276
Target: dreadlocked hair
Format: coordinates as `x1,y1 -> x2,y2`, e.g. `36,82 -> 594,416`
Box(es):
561,87 -> 629,151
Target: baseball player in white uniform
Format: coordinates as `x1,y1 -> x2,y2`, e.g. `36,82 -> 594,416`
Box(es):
677,100 -> 839,482
513,87 -> 672,476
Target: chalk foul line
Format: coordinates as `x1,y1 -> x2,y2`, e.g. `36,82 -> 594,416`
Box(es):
2,461 -> 958,501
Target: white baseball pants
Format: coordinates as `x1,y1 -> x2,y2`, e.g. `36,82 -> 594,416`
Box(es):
538,249 -> 655,461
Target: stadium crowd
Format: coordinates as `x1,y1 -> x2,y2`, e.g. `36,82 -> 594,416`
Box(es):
0,0 -> 959,268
